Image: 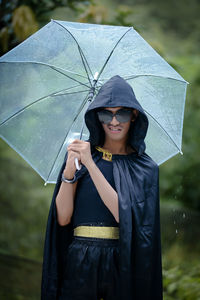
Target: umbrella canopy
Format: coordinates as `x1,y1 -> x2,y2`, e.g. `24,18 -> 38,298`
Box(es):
0,19 -> 188,184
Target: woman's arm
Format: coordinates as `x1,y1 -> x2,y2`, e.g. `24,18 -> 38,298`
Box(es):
67,140 -> 119,223
55,179 -> 78,226
55,149 -> 81,226
86,160 -> 119,223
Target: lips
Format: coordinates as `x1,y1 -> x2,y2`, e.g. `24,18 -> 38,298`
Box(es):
108,126 -> 122,133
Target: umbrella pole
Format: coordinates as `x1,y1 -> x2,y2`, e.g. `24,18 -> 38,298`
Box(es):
75,72 -> 99,170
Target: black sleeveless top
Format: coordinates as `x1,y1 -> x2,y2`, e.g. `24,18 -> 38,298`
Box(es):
71,157 -> 119,227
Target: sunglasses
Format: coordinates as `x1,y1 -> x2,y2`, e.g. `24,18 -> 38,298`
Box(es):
97,108 -> 134,124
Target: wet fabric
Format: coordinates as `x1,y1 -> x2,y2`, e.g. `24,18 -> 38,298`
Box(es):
41,75 -> 163,300
72,157 -> 118,228
58,232 -> 120,300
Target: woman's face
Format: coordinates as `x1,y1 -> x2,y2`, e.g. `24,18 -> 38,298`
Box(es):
99,106 -> 138,143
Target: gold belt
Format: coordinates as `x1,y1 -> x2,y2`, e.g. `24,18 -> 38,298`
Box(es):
73,225 -> 119,239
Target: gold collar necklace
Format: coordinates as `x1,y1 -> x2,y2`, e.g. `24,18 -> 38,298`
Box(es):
95,146 -> 112,161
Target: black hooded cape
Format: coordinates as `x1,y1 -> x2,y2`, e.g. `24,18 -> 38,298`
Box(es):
41,75 -> 163,300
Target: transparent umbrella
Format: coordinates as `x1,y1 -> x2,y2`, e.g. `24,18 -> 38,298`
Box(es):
0,19 -> 188,184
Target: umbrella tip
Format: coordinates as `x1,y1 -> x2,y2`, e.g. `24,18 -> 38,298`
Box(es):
44,181 -> 48,186
180,150 -> 183,155
94,72 -> 99,80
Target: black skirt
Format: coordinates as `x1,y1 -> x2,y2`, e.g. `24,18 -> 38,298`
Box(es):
58,233 -> 120,300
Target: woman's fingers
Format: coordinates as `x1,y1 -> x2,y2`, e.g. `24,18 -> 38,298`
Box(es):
67,140 -> 92,167
68,140 -> 90,151
71,139 -> 82,144
68,149 -> 81,159
67,144 -> 84,153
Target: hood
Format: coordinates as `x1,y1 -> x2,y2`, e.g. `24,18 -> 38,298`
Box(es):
84,75 -> 149,156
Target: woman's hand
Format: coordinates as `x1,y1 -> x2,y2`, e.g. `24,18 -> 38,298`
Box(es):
64,147 -> 81,179
67,139 -> 93,169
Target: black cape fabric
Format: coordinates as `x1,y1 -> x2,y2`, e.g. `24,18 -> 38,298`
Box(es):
41,75 -> 163,299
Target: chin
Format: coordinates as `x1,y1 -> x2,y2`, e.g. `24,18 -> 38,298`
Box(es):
105,131 -> 128,141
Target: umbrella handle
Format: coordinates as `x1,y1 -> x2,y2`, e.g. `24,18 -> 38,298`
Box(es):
75,157 -> 82,170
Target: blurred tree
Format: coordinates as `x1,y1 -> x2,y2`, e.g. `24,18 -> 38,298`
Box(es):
78,3 -> 108,23
0,1 -> 200,298
110,5 -> 134,27
160,54 -> 200,210
0,0 -> 92,55
12,5 -> 39,41
114,0 -> 200,50
77,2 -> 140,31
147,0 -> 200,39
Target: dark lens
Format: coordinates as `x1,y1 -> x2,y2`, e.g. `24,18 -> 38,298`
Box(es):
116,109 -> 133,123
97,110 -> 112,124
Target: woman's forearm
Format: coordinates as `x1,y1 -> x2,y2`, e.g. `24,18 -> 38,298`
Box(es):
55,174 -> 78,226
86,160 -> 119,223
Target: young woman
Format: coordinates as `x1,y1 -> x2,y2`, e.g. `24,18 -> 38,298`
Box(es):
41,75 -> 163,300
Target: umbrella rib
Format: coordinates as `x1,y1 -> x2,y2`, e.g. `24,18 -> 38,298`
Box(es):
51,64 -> 91,87
52,82 -> 89,94
0,88 -> 90,127
0,60 -> 91,88
92,74 -> 188,85
45,91 -> 91,183
78,45 -> 93,86
125,74 -> 189,84
0,60 -> 87,78
97,27 -> 132,79
52,20 -> 93,84
143,109 -> 182,153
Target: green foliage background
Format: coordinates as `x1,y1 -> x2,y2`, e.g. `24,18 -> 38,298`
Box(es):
0,0 -> 200,299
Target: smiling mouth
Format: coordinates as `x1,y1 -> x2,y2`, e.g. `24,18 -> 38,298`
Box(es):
108,126 -> 122,133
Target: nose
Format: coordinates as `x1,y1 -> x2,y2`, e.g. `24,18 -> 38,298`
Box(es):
110,115 -> 120,125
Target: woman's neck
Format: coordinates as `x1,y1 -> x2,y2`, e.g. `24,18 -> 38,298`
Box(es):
102,141 -> 133,155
